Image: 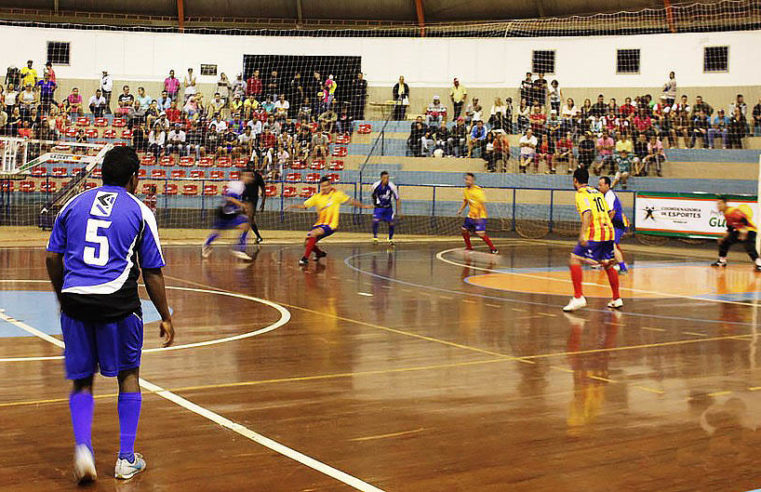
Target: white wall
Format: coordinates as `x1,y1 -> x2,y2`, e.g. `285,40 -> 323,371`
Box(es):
1,24 -> 759,89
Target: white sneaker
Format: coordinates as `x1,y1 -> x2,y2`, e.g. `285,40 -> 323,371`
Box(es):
115,452 -> 146,480
387,239 -> 395,246
201,244 -> 212,258
231,249 -> 253,261
563,296 -> 587,312
372,237 -> 379,245
607,298 -> 624,309
73,444 -> 97,484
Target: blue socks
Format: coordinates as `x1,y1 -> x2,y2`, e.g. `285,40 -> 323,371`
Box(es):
388,224 -> 395,240
238,230 -> 249,249
372,221 -> 379,238
118,392 -> 142,461
69,391 -> 94,454
619,262 -> 628,272
204,233 -> 219,246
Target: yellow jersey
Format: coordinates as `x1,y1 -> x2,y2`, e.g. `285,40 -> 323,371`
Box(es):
725,204 -> 757,232
20,67 -> 37,87
304,189 -> 350,230
464,185 -> 487,219
575,186 -> 615,241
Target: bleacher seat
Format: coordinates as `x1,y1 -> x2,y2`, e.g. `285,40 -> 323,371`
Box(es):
1,181 -> 14,192
76,117 -> 91,127
179,156 -> 195,167
190,170 -> 205,179
91,168 -> 102,179
217,157 -> 232,168
282,185 -> 297,198
171,170 -> 186,179
112,118 -> 127,128
210,170 -> 224,179
291,160 -> 307,170
329,160 -> 344,171
265,185 -> 277,197
332,147 -> 348,157
83,182 -> 97,190
71,167 -> 83,176
40,182 -> 57,193
53,145 -> 71,152
113,142 -> 127,147
141,155 -> 156,166
305,173 -> 320,183
121,129 -> 133,139
233,158 -> 248,168
51,167 -> 67,177
164,183 -> 178,195
335,134 -> 351,144
159,156 -> 174,167
286,172 -> 302,182
182,184 -> 199,196
151,169 -> 167,179
140,183 -> 154,194
199,157 -> 214,167
85,128 -> 98,138
20,181 -> 35,192
94,117 -> 108,127
202,184 -> 218,196
229,171 -> 240,180
137,169 -> 147,178
65,128 -> 77,138
358,124 -> 372,134
325,173 -> 340,183
103,129 -> 117,139
299,186 -> 317,198
30,167 -> 47,177
309,159 -> 325,170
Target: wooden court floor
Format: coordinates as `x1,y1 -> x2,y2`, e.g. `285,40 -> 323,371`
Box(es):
2,237 -> 761,491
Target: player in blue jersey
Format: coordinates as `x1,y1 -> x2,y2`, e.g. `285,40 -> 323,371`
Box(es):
370,171 -> 401,245
598,176 -> 629,274
45,146 -> 174,483
201,176 -> 253,261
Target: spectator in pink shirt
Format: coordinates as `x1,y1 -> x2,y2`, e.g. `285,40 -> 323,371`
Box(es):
66,88 -> 83,116
593,130 -> 615,175
164,70 -> 180,101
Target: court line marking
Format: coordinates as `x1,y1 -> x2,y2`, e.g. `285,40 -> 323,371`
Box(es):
0,308 -> 383,492
436,248 -> 759,308
349,428 -> 425,442
342,252 -> 759,327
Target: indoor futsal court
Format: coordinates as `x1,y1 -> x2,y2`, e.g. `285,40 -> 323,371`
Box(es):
3,237 -> 761,490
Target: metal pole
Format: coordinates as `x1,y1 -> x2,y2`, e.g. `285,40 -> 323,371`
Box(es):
512,188 -> 517,232
548,189 -> 554,233
279,179 -> 285,223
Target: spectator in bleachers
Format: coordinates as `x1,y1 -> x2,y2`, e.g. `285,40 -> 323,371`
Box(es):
222,126 -> 239,156
166,100 -> 182,125
208,113 -> 226,133
492,130 -> 509,172
465,97 -> 482,127
708,109 -> 730,149
619,97 -> 636,119
673,108 -> 690,148
232,73 -> 246,100
692,95 -> 713,118
672,94 -> 690,114
351,71 -> 368,121
261,95 -> 275,115
309,130 -> 328,160
408,120 -> 425,156
264,115 -> 281,136
217,73 -> 231,106
729,107 -> 747,149
615,131 -> 633,156
432,120 -> 451,156
516,98 -> 530,134
504,97 -> 514,134
135,87 -> 151,113
448,78 -> 468,121
663,71 -> 677,107
88,89 -> 106,117
7,107 -> 21,136
690,109 -> 710,148
230,93 -> 244,115
482,131 -> 496,170
44,61 -> 55,84
166,123 -> 186,156
4,83 -> 18,116
534,73 -> 548,107
548,80 -> 563,114
266,70 -> 281,102
451,117 -> 468,157
336,106 -> 352,134
560,98 -> 578,134
657,108 -> 677,148
294,125 -> 311,160
632,133 -> 649,176
36,72 -> 56,113
148,123 -> 165,158
468,120 -> 487,158
117,85 -> 134,116
318,106 -> 338,134
157,90 -> 172,111
164,70 -> 180,101
421,125 -> 436,157
520,73 -> 534,106
730,94 -> 747,117
183,96 -> 199,119
392,76 -> 409,121
0,106 -> 7,136
753,98 -> 761,136
18,84 -> 37,119
518,128 -> 537,173
488,97 -> 506,131
100,70 -> 112,114
18,120 -> 33,139
20,60 -> 37,88
183,68 -> 197,102
529,103 -> 546,135
593,130 -> 615,175
247,69 -> 263,101
325,75 -> 337,109
185,122 -> 202,159
632,108 -> 653,139
274,94 -> 290,120
612,149 -> 632,189
578,98 -> 593,133
591,94 -> 607,118
154,112 -> 171,133
209,93 -> 225,116
556,132 -> 575,172
131,120 -> 147,152
426,96 -> 447,127
538,134 -> 556,174
238,126 -> 255,157
203,124 -> 221,157
645,134 -> 665,176
546,110 -> 561,141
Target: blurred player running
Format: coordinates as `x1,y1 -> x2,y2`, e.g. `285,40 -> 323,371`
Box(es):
288,176 -> 372,266
711,196 -> 761,271
598,176 -> 629,274
564,167 -> 622,312
202,176 -> 253,261
241,166 -> 266,244
456,173 -> 498,254
371,171 -> 401,245
45,147 -> 174,483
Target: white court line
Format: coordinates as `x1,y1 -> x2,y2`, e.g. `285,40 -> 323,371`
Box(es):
0,286 -> 383,491
436,248 -> 760,308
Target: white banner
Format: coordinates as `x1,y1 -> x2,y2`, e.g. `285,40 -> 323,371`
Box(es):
635,193 -> 758,238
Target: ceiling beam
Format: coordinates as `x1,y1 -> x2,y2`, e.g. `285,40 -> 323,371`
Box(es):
296,0 -> 303,26
177,0 -> 184,32
535,0 -> 546,18
663,0 -> 676,33
414,0 -> 425,37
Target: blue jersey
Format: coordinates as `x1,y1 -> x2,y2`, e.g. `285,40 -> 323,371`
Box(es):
47,185 -> 165,322
604,189 -> 626,230
221,181 -> 245,216
371,180 -> 399,209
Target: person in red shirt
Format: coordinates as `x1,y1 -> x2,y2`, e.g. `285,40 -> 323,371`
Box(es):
246,70 -> 263,100
529,104 -> 547,134
166,101 -> 181,123
537,134 -> 555,174
711,197 -> 761,271
18,121 -> 33,138
556,131 -> 575,172
619,98 -> 637,119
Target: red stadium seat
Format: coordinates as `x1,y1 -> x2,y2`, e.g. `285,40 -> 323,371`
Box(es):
71,167 -> 83,176
103,129 -> 117,139
76,117 -> 91,127
291,159 -> 307,170
332,147 -> 348,157
285,172 -> 302,182
141,183 -> 155,194
40,182 -> 57,193
30,167 -> 47,177
216,157 -> 232,168
112,118 -> 127,128
202,184 -> 218,196
91,168 -> 102,178
229,171 -> 240,180
121,129 -> 133,139
85,128 -> 98,138
171,170 -> 186,179
113,142 -> 127,147
182,184 -> 199,196
137,169 -> 147,178
335,134 -> 351,144
325,173 -> 340,183
299,186 -> 317,198
198,157 -> 214,167
20,181 -> 35,192
305,173 -> 320,183
95,141 -> 108,146
210,170 -> 224,180
141,155 -> 156,166
151,169 -> 167,179
179,156 -> 195,167
65,128 -> 78,138
357,124 -> 372,134
51,167 -> 68,177
93,117 -> 108,127
1,181 -> 14,192
265,185 -> 277,197
233,158 -> 248,168
282,185 -> 297,198
53,145 -> 71,152
82,182 -> 97,190
164,183 -> 178,195
309,159 -> 325,170
328,160 -> 344,171
159,156 -> 174,167
190,170 -> 205,179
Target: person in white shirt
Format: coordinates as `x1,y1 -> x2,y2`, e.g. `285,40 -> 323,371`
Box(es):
148,124 -> 166,158
166,124 -> 187,156
426,96 -> 448,127
663,71 -> 677,106
88,90 -> 107,117
247,118 -> 263,136
4,84 -> 18,114
518,128 -> 538,173
100,70 -> 113,114
489,97 -> 506,131
209,117 -> 226,134
273,94 -> 290,119
238,127 -> 255,156
183,68 -> 197,102
232,74 -> 246,99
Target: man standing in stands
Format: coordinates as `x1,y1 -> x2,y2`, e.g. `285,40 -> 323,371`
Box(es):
100,70 -> 113,115
351,71 -> 368,121
246,69 -> 263,102
164,70 -> 180,102
449,78 -> 467,121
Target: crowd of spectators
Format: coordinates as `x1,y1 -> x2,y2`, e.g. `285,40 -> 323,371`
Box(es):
0,61 -> 371,177
405,72 -> 759,176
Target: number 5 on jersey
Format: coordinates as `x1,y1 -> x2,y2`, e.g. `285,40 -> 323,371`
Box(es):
84,218 -> 112,266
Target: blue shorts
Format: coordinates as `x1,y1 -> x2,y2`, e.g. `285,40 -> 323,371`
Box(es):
614,227 -> 626,244
572,240 -> 615,263
213,213 -> 248,230
373,208 -> 394,222
463,217 -> 487,233
61,312 -> 143,380
310,224 -> 335,241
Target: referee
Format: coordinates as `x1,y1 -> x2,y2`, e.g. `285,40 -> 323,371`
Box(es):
45,146 -> 174,483
242,165 -> 266,243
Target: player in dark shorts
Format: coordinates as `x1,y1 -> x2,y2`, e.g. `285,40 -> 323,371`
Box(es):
370,171 -> 401,245
711,196 -> 761,271
241,165 -> 266,243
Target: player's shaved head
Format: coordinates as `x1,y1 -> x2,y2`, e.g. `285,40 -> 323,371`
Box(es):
102,146 -> 140,187
573,167 -> 589,185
